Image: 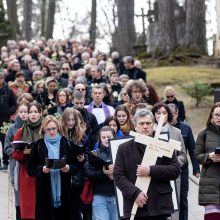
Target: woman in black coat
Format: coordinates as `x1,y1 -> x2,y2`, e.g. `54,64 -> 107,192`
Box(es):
27,115 -> 78,220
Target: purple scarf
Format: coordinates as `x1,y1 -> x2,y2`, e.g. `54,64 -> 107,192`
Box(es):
87,102 -> 111,119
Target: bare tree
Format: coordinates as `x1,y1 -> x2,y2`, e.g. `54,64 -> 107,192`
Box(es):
45,0 -> 56,39
158,0 -> 177,54
6,0 -> 20,39
116,0 -> 136,56
22,0 -> 33,41
89,0 -> 97,47
185,0 -> 207,53
40,0 -> 47,37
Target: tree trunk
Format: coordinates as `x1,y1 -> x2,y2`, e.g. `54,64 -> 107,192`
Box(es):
6,0 -> 19,39
116,0 -> 136,56
23,0 -> 32,41
45,0 -> 56,39
185,0 -> 207,54
158,0 -> 177,55
89,0 -> 96,48
40,0 -> 47,37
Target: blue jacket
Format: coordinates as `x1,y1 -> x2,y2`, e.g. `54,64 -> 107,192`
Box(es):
174,120 -> 200,174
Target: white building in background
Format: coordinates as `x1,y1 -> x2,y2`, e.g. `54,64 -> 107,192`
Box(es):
215,0 -> 220,56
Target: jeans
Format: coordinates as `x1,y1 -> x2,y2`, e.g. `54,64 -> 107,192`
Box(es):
92,194 -> 119,220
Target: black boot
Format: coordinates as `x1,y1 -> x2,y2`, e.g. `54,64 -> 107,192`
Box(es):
16,206 -> 21,220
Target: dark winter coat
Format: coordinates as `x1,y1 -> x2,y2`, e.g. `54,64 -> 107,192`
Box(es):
113,139 -> 180,218
174,120 -> 200,174
164,98 -> 186,122
84,146 -> 115,196
27,137 -> 78,220
124,66 -> 146,82
195,124 -> 220,205
0,83 -> 16,127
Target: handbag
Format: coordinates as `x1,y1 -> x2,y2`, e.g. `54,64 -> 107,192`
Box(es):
80,179 -> 94,204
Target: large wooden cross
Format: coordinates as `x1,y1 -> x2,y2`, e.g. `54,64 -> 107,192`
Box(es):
129,115 -> 181,220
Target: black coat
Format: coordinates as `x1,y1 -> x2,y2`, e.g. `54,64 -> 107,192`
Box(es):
36,90 -> 58,110
0,83 -> 16,126
27,137 -> 78,220
124,67 -> 146,82
164,98 -> 186,122
114,139 -> 180,218
84,146 -> 115,196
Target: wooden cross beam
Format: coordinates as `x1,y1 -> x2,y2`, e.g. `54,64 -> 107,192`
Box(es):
129,115 -> 181,220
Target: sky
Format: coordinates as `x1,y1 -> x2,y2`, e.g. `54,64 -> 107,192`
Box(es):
53,0 -> 217,54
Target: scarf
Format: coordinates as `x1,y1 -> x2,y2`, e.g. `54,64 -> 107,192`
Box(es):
121,121 -> 133,135
153,122 -> 170,141
21,117 -> 43,143
14,115 -> 25,129
44,133 -> 62,208
130,98 -> 146,105
87,102 -> 111,119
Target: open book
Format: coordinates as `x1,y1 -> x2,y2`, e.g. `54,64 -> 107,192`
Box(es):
88,151 -> 111,167
12,141 -> 31,151
45,157 -> 66,169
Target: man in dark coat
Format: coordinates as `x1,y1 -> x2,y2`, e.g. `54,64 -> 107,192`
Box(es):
168,104 -> 200,220
70,91 -> 99,150
0,72 -> 17,169
123,56 -> 147,82
114,109 -> 180,220
51,67 -> 68,88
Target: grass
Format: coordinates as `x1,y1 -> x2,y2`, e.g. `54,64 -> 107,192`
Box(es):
145,66 -> 220,137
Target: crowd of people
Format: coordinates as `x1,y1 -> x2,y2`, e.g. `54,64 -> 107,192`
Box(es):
0,38 -> 218,220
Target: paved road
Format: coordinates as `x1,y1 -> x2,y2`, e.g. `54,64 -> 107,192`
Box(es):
0,170 -> 203,220
0,141 -> 203,220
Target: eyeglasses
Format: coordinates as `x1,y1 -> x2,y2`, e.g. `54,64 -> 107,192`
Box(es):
213,113 -> 220,118
166,95 -> 174,99
46,127 -> 57,132
62,68 -> 69,71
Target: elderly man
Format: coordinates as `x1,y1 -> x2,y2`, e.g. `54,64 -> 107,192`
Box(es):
114,109 -> 180,220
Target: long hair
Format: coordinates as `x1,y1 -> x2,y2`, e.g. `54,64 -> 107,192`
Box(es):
145,84 -> 160,105
61,107 -> 86,144
151,102 -> 173,123
115,105 -> 130,125
206,102 -> 220,128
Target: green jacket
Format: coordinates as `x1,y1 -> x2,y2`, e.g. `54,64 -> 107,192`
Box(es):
195,124 -> 220,205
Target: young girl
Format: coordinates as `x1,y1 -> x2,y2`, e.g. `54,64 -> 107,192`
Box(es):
104,116 -> 123,138
61,107 -> 90,220
48,89 -> 69,116
84,126 -> 119,220
115,105 -> 133,135
12,101 -> 43,219
4,100 -> 29,220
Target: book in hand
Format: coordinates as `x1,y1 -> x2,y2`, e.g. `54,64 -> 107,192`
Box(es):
71,143 -> 83,156
45,157 -> 66,169
12,141 -> 31,151
88,151 -> 111,167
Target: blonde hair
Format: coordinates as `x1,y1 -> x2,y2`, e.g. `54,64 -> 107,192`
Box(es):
164,86 -> 176,97
40,115 -> 61,137
34,80 -> 45,93
61,108 -> 86,144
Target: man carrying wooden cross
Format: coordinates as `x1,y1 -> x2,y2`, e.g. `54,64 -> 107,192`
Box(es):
114,109 -> 181,220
